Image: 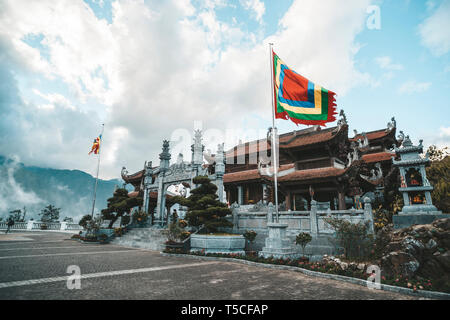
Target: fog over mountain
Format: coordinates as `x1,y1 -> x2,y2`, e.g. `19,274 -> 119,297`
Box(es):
0,155 -> 126,222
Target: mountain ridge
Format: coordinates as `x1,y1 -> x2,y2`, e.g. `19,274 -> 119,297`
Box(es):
0,155 -> 126,221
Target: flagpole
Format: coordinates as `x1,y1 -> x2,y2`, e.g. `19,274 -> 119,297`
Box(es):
269,43 -> 279,223
91,124 -> 104,217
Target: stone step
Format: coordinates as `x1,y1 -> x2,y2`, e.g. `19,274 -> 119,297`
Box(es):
112,227 -> 168,251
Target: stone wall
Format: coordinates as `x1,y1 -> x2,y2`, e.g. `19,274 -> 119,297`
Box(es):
222,198 -> 374,259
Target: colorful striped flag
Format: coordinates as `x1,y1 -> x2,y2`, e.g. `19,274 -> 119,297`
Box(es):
273,51 -> 337,126
88,135 -> 102,155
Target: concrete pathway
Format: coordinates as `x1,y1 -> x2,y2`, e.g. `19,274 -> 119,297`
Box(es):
0,231 -> 423,300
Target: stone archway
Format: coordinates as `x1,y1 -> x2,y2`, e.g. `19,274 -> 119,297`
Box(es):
142,130 -> 226,227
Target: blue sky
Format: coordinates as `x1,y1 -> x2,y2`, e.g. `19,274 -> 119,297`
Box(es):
0,0 -> 449,180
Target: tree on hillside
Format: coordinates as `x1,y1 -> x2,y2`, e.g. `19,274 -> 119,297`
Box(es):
9,209 -> 23,222
426,145 -> 450,213
63,216 -> 73,223
101,188 -> 142,228
39,205 -> 60,222
171,176 -> 232,233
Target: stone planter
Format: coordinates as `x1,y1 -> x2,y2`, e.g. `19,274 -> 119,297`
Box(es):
190,234 -> 245,255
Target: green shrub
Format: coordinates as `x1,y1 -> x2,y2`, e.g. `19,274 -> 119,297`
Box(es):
295,232 -> 312,256
325,217 -> 374,260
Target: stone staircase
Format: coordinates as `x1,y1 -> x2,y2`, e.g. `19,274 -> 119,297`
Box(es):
111,227 -> 168,251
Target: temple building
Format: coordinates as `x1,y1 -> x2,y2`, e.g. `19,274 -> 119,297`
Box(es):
120,112 -> 402,217
223,112 -> 402,210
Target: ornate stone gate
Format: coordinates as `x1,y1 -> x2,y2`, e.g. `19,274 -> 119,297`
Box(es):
141,130 -> 225,227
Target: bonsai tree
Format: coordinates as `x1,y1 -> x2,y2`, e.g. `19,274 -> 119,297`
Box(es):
39,205 -> 60,222
9,209 -> 23,222
171,176 -> 232,233
79,214 -> 92,228
295,232 -> 312,257
101,188 -> 142,228
243,230 -> 257,252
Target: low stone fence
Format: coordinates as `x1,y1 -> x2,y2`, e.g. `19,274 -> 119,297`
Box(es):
229,198 -> 374,237
0,221 -> 83,231
223,198 -> 374,255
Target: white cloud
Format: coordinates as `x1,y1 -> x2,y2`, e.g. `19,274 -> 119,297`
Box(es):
32,89 -> 77,110
0,158 -> 44,214
0,0 -> 374,179
375,56 -> 404,70
398,80 -> 432,94
418,0 -> 450,56
240,0 -> 266,24
422,126 -> 450,151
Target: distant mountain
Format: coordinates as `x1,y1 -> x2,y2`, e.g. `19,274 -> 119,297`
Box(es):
0,155 -> 127,222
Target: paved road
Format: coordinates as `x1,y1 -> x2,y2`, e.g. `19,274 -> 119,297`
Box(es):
0,231 -> 421,300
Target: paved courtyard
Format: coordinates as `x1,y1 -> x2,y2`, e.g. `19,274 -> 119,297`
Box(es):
0,231 -> 422,300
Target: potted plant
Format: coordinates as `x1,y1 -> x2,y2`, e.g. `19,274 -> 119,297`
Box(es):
295,232 -> 312,261
170,176 -> 244,254
165,219 -> 190,252
243,230 -> 257,255
98,233 -> 109,244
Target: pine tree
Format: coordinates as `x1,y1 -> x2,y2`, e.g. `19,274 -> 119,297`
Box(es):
101,188 -> 142,228
172,176 -> 232,233
39,205 -> 60,222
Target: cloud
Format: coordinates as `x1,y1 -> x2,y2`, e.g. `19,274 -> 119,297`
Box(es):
422,126 -> 450,151
0,0 -> 374,179
0,157 -> 44,216
418,0 -> 450,56
398,80 -> 432,94
375,56 -> 404,70
240,0 -> 266,23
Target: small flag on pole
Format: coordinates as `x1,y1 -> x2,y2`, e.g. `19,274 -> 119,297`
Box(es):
273,51 -> 337,126
88,135 -> 102,155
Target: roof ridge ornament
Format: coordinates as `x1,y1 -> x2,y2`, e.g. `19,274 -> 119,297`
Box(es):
402,134 -> 412,147
337,109 -> 347,127
397,130 -> 405,145
386,116 -> 396,132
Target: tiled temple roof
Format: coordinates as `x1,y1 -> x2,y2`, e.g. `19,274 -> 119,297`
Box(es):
225,125 -> 345,158
277,167 -> 346,183
350,128 -> 394,142
122,169 -> 144,183
361,152 -> 395,163
223,163 -> 344,184
223,163 -> 294,184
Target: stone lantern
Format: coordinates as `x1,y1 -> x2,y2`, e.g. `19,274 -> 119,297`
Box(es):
392,135 -> 445,228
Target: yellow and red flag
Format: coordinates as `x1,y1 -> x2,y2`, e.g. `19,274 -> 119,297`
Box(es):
88,135 -> 101,155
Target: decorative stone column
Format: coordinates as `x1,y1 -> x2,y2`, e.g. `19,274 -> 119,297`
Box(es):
363,197 -> 374,234
231,202 -> 240,233
215,143 -> 225,203
309,200 -> 318,237
155,140 -> 171,227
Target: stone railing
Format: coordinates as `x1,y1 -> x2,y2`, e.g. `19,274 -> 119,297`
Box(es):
0,221 -> 83,231
229,197 -> 374,236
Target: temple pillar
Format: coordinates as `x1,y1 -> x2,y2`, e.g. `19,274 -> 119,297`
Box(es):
285,192 -> 291,211
237,185 -> 243,205
262,184 -> 267,204
338,190 -> 346,210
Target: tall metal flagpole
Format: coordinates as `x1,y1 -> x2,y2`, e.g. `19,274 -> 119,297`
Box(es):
91,124 -> 105,217
269,43 -> 280,223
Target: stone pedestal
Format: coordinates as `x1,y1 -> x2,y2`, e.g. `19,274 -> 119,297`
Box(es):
393,214 -> 448,229
259,223 -> 299,260
190,234 -> 245,255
